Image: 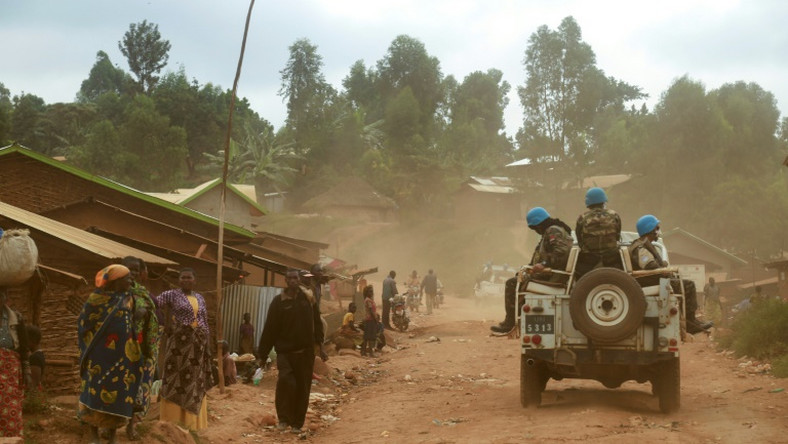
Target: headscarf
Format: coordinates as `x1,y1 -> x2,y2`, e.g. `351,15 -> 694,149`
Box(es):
95,264 -> 130,288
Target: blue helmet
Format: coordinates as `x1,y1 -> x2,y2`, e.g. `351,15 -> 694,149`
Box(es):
585,187 -> 608,206
526,207 -> 550,227
636,215 -> 660,237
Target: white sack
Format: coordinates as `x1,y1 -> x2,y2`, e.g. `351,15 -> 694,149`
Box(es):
0,228 -> 39,286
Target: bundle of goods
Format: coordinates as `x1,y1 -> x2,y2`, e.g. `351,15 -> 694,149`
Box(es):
0,228 -> 39,286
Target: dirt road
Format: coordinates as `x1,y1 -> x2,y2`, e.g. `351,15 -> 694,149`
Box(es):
27,295 -> 787,444
315,296 -> 788,444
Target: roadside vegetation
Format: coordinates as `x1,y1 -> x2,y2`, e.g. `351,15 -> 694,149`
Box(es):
715,298 -> 788,378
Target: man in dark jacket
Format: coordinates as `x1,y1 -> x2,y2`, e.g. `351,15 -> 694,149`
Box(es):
257,269 -> 325,434
420,269 -> 439,314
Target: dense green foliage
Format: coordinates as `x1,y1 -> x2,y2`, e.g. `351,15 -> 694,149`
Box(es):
715,299 -> 788,377
1,16 -> 787,256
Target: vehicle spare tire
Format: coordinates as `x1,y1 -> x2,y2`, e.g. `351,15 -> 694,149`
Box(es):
569,267 -> 646,343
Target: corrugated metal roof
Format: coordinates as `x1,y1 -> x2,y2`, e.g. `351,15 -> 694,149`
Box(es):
562,174 -> 632,190
506,158 -> 532,167
468,183 -> 516,194
0,201 -> 177,266
0,144 -> 255,238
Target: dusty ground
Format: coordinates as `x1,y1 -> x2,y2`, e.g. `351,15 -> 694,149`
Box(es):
24,294 -> 788,444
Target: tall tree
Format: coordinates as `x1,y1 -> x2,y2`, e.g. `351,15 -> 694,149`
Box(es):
440,69 -> 513,175
0,82 -> 11,145
9,93 -> 46,150
517,16 -> 644,164
279,38 -> 330,152
118,95 -> 187,190
118,20 -> 171,94
342,60 -> 379,118
376,35 -> 444,145
77,51 -> 131,102
711,81 -> 781,177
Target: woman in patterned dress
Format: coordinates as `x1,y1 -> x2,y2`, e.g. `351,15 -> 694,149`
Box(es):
154,268 -> 212,431
0,286 -> 31,438
121,257 -> 159,441
77,264 -> 143,444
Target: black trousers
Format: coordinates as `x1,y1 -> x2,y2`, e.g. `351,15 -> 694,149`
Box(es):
574,251 -> 623,280
671,279 -> 698,319
382,297 -> 392,328
275,350 -> 315,428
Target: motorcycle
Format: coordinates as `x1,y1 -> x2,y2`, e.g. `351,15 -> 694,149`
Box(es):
391,294 -> 410,331
434,287 -> 444,309
405,284 -> 421,313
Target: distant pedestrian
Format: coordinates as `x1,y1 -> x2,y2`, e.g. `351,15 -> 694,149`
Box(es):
381,271 -> 398,330
361,285 -> 378,357
239,312 -> 255,355
257,269 -> 325,434
420,269 -> 439,314
703,277 -> 725,320
221,341 -> 237,386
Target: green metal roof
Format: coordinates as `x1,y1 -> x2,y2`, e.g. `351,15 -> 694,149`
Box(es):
178,178 -> 269,215
0,143 -> 256,238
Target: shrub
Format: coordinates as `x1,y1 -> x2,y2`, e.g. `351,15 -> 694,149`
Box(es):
722,298 -> 788,362
773,354 -> 788,378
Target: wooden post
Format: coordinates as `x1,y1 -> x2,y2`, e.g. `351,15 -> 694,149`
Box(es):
215,0 -> 256,394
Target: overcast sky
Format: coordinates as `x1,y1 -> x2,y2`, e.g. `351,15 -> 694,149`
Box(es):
2,0 -> 787,136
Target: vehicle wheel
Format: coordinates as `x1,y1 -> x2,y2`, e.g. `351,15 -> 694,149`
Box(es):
658,358 -> 680,413
520,355 -> 544,408
569,268 -> 646,343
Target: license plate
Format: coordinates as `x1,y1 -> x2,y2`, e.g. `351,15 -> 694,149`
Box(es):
525,315 -> 554,334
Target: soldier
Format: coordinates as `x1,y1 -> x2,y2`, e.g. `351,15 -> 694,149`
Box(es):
629,215 -> 712,334
491,207 -> 573,333
574,187 -> 623,279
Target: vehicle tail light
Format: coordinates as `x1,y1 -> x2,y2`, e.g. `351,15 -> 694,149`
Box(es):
532,334 -> 542,345
669,307 -> 678,316
669,338 -> 677,346
522,305 -> 531,313
523,336 -> 531,344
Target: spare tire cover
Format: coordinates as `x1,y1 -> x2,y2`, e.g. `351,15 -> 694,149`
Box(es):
569,267 -> 646,343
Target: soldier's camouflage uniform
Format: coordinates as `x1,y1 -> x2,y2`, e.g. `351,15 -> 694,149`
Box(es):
574,207 -> 623,279
628,236 -> 701,326
500,224 -> 573,329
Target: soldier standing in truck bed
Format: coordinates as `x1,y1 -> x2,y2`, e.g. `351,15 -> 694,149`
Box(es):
574,187 -> 623,280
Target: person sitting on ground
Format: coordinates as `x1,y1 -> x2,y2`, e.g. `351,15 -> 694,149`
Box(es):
491,207 -> 573,333
221,340 -> 237,386
331,302 -> 363,352
26,324 -> 44,392
629,215 -> 712,334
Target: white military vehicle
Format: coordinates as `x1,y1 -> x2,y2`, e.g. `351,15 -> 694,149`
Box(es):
518,232 -> 683,413
474,263 -> 514,304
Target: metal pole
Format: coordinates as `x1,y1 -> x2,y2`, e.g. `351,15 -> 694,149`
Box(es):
216,0 -> 256,394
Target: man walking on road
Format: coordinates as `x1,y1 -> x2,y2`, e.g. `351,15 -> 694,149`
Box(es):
420,269 -> 439,314
257,269 -> 325,434
381,270 -> 398,330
